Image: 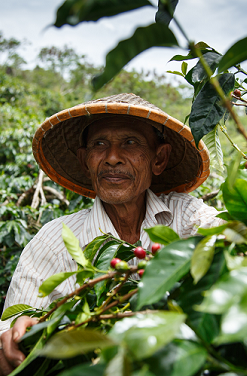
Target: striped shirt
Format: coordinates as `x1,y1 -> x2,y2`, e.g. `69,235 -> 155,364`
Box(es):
0,189 -> 223,334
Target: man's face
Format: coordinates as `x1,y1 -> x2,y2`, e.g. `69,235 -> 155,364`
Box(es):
78,118 -> 170,205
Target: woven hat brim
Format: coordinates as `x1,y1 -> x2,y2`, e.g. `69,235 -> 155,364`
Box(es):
33,95 -> 210,198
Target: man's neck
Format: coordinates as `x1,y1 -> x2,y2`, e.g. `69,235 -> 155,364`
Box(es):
102,191 -> 147,244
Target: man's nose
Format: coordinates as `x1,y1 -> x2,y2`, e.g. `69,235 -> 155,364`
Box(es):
104,144 -> 124,166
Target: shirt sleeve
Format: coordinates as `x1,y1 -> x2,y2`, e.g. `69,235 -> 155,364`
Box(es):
180,195 -> 224,238
0,233 -> 77,335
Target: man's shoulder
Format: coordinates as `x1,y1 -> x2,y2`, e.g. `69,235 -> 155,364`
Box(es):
158,191 -> 201,206
35,208 -> 91,244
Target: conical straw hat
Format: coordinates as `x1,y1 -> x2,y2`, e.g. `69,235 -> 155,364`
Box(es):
32,93 -> 210,198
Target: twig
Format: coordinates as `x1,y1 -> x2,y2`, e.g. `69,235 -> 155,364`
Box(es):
16,187 -> 34,206
201,190 -> 220,202
39,268 -> 138,322
98,271 -> 131,312
43,186 -> 69,206
31,170 -> 45,209
71,288 -> 139,329
220,125 -> 247,159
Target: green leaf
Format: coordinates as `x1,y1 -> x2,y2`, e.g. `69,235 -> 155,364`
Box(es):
224,251 -> 247,271
181,61 -> 188,76
94,242 -> 121,300
197,223 -> 228,236
56,363 -> 105,376
1,304 -> 33,321
202,125 -> 224,172
167,70 -> 185,77
155,0 -> 179,26
39,329 -> 116,358
223,221 -> 247,244
191,52 -> 221,83
38,270 -> 92,297
191,235 -> 217,284
189,73 -> 235,147
83,235 -> 109,262
137,237 -> 201,309
145,340 -> 207,376
109,312 -> 186,360
54,0 -> 154,27
144,225 -> 179,245
215,291 -> 247,344
178,251 -> 225,343
92,23 -> 178,91
222,178 -> 247,226
196,267 -> 247,314
218,37 -> 247,73
62,223 -> 88,267
104,347 -> 131,376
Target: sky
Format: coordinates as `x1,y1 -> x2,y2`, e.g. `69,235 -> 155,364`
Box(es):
1,0 -> 247,77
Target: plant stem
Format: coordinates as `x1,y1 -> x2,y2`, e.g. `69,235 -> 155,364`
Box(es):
220,125 -> 247,159
97,271 -> 131,313
39,267 -> 139,322
71,288 -> 139,329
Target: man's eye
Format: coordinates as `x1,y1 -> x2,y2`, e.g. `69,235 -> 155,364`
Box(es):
126,140 -> 135,145
95,141 -> 105,146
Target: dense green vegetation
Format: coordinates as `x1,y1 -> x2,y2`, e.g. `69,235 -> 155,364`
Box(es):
2,0 -> 247,373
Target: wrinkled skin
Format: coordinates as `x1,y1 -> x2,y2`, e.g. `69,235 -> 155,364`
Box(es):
77,118 -> 171,243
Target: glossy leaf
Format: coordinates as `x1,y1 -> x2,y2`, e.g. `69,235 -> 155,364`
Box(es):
191,52 -> 221,83
178,251 -> 225,343
83,235 -> 109,263
54,0 -> 154,27
104,347 -> 131,376
145,340 -> 207,376
92,23 -> 178,91
196,267 -> 247,314
202,125 -> 224,172
1,304 -> 32,321
94,242 -> 120,300
38,270 -> 92,297
62,223 -> 88,267
191,235 -> 217,284
218,37 -> 247,73
137,237 -> 201,309
189,73 -> 235,146
222,178 -> 247,226
39,329 -> 116,358
109,312 -> 186,360
144,225 -> 179,246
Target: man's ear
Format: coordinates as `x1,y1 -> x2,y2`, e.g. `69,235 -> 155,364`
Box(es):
152,144 -> 172,176
77,147 -> 91,179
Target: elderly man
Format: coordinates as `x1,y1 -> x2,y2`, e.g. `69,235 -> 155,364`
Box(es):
0,93 -> 222,375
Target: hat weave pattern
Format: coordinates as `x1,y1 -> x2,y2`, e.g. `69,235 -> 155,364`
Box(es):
33,93 -> 210,198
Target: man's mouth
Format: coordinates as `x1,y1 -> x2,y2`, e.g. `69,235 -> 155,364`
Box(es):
98,171 -> 133,183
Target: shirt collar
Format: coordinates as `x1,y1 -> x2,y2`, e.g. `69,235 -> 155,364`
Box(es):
79,189 -> 173,250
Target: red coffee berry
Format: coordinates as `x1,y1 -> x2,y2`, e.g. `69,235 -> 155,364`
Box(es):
134,246 -> 146,259
233,89 -> 241,98
110,258 -> 121,268
151,243 -> 161,254
138,269 -> 145,277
